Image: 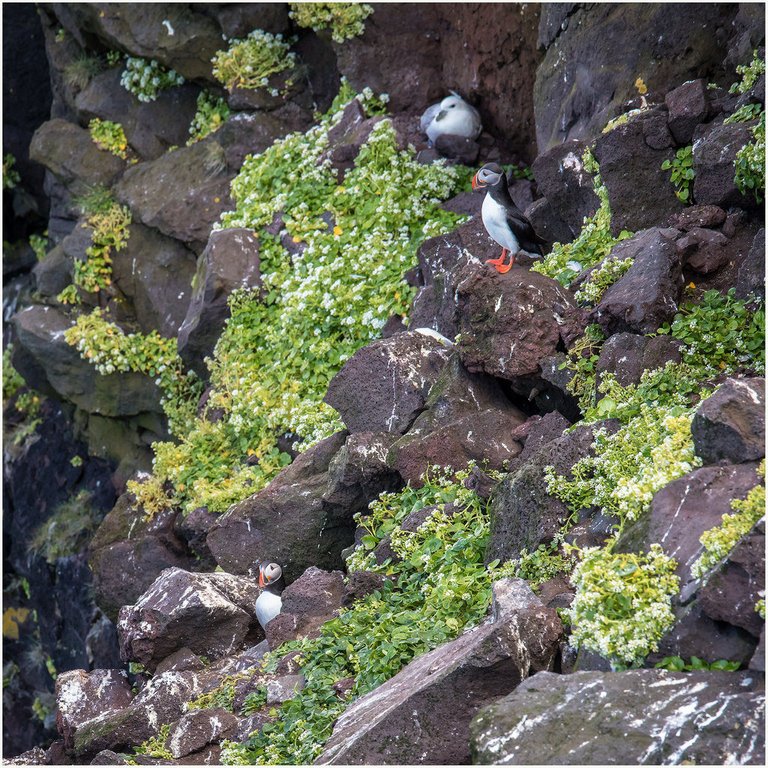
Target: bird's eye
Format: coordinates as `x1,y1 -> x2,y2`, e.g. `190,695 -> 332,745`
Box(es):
449,103 -> 456,108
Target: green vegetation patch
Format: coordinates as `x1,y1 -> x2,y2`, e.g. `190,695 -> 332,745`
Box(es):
125,84 -> 466,514
289,3 -> 374,43
3,153 -> 20,189
573,256 -> 634,306
661,145 -> 694,203
120,57 -> 184,102
212,30 -> 297,93
223,467 -> 501,764
188,91 -> 231,145
531,148 -> 632,286
28,490 -> 101,564
89,118 -> 129,160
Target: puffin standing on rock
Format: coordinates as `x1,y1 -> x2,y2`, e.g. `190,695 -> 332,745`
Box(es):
472,162 -> 545,273
420,91 -> 482,144
255,562 -> 285,630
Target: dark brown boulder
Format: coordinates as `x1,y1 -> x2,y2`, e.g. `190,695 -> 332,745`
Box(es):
677,227 -> 731,275
456,268 -> 582,381
593,112 -> 683,235
596,332 -> 682,389
692,378 -> 765,465
316,579 -> 562,765
668,204 -> 727,231
734,227 -> 765,301
324,332 -> 452,435
592,228 -> 683,335
665,79 -> 710,145
165,708 -> 238,760
471,670 -> 764,765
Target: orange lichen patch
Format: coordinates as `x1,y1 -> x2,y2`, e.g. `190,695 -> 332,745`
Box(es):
3,607 -> 31,640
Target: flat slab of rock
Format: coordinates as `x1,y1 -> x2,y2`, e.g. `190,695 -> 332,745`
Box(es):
166,708 -> 238,759
470,669 -> 764,765
692,378 -> 765,464
324,332 -> 452,435
117,568 -> 260,671
316,579 -> 562,765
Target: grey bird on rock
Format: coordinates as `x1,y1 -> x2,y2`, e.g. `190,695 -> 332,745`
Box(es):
420,91 -> 482,144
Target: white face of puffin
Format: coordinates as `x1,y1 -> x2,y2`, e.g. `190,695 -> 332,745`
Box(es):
472,164 -> 503,190
259,562 -> 282,587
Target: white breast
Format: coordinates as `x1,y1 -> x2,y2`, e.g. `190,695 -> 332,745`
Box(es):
482,194 -> 519,253
256,591 -> 282,630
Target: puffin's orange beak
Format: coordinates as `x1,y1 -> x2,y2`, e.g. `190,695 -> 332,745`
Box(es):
471,173 -> 478,190
258,568 -> 265,588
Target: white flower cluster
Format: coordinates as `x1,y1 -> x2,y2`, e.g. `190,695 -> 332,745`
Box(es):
120,57 -> 184,102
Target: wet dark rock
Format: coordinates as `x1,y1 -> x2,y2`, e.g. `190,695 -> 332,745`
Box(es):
206,432 -> 361,582
456,267 -> 583,381
471,669 -> 764,765
75,69 -> 200,161
324,332 -> 452,435
317,579 -> 562,765
166,708 -> 238,760
669,204 -> 727,231
593,115 -> 684,235
55,669 -> 133,753
592,228 -> 683,335
596,332 -> 682,389
487,422 -> 604,564
155,648 -> 206,676
434,133 -> 480,165
211,4 -> 289,39
678,227 -> 731,275
531,140 -> 600,238
342,571 -> 390,607
692,378 -> 765,464
699,518 -> 764,638
504,411 -> 571,476
90,750 -> 130,765
665,79 -> 710,145
693,120 -> 758,208
177,228 -> 261,377
117,568 -> 261,672
534,4 -> 737,150
11,304 -> 163,416
32,242 -> 73,298
734,227 -> 765,300
524,197 -> 574,246
750,628 -> 765,672
29,118 -> 125,196
89,495 -> 197,621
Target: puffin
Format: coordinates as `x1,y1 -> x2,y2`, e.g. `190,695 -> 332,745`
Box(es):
420,91 -> 482,145
255,562 -> 284,630
472,162 -> 545,273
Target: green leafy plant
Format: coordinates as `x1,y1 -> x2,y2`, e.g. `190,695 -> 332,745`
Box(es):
224,467 -> 501,764
661,145 -> 694,203
734,115 -> 765,203
127,85 -> 466,515
691,460 -> 765,580
729,50 -> 766,95
3,345 -> 25,402
574,256 -> 633,306
724,102 -> 763,124
73,185 -> 115,216
558,323 -> 605,412
532,148 -> 632,285
3,153 -> 20,189
657,288 -> 765,377
88,118 -> 129,159
289,3 -> 374,43
120,57 -> 184,102
134,724 -> 173,760
187,90 -> 231,144
29,232 -> 48,261
654,655 -> 740,672
567,543 -> 679,670
212,30 -> 297,93
756,598 -> 766,619
106,50 -> 122,67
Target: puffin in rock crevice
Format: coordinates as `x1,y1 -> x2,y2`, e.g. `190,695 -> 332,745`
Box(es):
472,162 -> 545,273
255,562 -> 284,630
420,91 -> 482,144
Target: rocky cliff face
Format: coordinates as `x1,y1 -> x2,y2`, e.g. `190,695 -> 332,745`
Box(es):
3,2 -> 765,764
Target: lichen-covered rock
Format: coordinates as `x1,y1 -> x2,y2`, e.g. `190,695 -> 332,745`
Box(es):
470,669 -> 764,765
11,304 -> 163,416
177,228 -> 261,377
693,120 -> 758,208
486,423 -> 606,564
691,378 -> 765,464
55,669 -> 133,752
117,568 -> 260,671
324,332 -> 452,435
317,579 -> 562,765
593,112 -> 683,235
29,118 -> 125,195
534,4 -> 737,150
593,228 -> 683,335
206,432 -> 360,581
665,79 -> 710,145
456,268 -> 582,380
735,227 -> 765,300
166,708 -> 238,760
89,495 -> 197,621
531,139 -> 600,238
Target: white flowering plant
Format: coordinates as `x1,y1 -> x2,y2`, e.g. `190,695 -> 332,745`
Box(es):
120,57 -> 184,102
288,3 -> 374,43
567,543 -> 679,669
212,30 -> 297,93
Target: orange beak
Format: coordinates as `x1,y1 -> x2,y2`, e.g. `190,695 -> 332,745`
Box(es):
258,567 -> 265,588
471,172 -> 479,190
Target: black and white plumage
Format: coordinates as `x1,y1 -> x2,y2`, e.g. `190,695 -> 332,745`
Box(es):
255,562 -> 284,630
420,91 -> 482,144
471,162 -> 545,273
